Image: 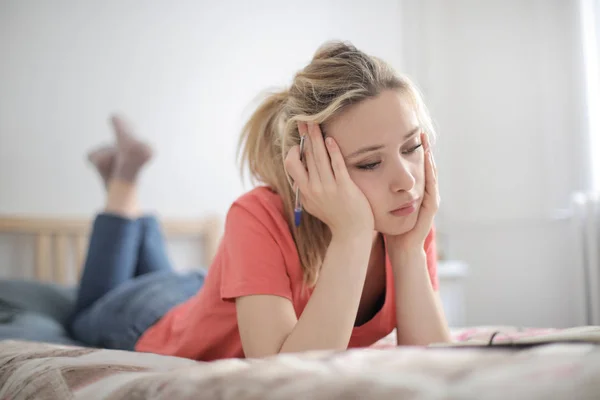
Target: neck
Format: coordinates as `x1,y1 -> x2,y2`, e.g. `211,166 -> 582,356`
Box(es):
368,231 -> 384,272
372,230 -> 383,251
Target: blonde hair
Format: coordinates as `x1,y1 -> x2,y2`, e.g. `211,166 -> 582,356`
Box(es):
237,41 -> 436,286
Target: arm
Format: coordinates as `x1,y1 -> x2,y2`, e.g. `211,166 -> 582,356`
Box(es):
236,230 -> 372,358
386,133 -> 451,346
389,248 -> 451,346
237,122 -> 375,358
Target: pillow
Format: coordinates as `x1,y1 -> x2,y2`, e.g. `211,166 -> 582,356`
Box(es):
0,298 -> 20,323
0,312 -> 84,346
0,279 -> 77,325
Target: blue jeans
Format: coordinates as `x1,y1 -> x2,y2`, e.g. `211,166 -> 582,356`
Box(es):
67,214 -> 205,351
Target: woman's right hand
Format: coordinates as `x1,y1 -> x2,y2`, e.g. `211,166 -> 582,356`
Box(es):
284,122 -> 374,237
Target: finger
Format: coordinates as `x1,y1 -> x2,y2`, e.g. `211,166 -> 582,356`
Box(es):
431,152 -> 440,205
432,150 -> 438,180
422,133 -> 438,180
284,145 -> 309,192
325,137 -> 351,181
297,121 -> 308,151
304,131 -> 320,184
421,132 -> 430,152
297,121 -> 308,167
298,121 -> 319,182
422,133 -> 438,179
308,123 -> 335,185
424,150 -> 439,207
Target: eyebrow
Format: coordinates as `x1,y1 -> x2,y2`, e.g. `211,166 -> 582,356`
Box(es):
345,126 -> 421,160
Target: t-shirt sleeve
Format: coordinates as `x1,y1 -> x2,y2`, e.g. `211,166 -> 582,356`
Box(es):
424,226 -> 439,291
220,202 -> 293,302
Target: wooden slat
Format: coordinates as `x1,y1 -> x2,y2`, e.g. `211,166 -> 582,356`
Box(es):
35,234 -> 52,282
202,216 -> 222,266
0,214 -> 222,283
55,234 -> 69,284
0,215 -> 220,236
0,217 -> 90,234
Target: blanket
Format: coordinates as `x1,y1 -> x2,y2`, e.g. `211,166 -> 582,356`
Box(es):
1,327 -> 600,399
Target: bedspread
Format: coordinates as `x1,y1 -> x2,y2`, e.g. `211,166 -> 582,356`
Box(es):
1,328 -> 600,399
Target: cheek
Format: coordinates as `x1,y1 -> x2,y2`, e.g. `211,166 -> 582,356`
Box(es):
406,155 -> 426,193
348,171 -> 384,209
415,161 -> 426,191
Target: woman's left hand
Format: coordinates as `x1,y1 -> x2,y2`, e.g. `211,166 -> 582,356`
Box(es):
385,132 -> 439,254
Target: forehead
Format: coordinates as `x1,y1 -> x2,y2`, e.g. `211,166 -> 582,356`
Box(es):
325,90 -> 419,151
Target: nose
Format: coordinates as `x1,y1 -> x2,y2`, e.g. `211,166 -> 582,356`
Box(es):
388,157 -> 415,193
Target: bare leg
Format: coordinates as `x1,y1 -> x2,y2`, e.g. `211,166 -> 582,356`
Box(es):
105,180 -> 142,219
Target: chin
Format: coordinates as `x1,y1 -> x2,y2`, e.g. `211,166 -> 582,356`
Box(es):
375,212 -> 419,236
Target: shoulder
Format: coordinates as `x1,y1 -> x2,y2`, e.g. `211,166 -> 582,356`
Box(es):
224,186 -> 291,240
231,186 -> 285,216
218,186 -> 296,301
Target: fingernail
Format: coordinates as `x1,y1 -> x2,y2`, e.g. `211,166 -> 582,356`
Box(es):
299,122 -> 307,136
326,137 -> 333,147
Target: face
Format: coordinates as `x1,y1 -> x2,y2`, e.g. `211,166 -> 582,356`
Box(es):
324,90 -> 425,235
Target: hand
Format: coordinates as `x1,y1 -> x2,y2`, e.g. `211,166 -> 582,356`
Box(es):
386,133 -> 439,253
284,122 -> 374,237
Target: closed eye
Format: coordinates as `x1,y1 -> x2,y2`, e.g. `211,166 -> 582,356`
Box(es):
356,143 -> 422,170
402,143 -> 422,155
357,161 -> 381,170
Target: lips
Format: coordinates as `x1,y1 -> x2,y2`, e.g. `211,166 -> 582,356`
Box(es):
398,199 -> 418,209
390,198 -> 419,216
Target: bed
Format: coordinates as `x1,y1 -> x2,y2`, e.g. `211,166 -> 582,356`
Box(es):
1,215 -> 600,399
0,214 -> 221,346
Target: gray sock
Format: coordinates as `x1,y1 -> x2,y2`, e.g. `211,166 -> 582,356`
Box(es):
110,115 -> 153,182
87,145 -> 116,188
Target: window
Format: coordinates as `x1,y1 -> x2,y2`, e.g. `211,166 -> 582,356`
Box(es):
581,0 -> 600,192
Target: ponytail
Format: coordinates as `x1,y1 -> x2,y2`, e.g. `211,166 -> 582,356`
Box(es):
237,88 -> 326,286
237,89 -> 288,187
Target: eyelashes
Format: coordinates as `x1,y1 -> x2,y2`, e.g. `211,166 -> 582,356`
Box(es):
404,143 -> 423,154
356,142 -> 423,171
357,162 -> 380,170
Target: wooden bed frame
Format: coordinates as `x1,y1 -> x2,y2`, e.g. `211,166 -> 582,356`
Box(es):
0,215 -> 222,285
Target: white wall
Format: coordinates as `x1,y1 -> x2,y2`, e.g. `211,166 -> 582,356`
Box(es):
400,0 -> 591,328
0,0 -> 403,278
0,0 -> 403,218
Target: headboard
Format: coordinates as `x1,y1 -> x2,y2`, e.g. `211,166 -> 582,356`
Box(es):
0,215 -> 222,285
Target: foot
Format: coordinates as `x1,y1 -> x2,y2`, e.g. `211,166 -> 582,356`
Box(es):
88,145 -> 117,188
110,114 -> 153,182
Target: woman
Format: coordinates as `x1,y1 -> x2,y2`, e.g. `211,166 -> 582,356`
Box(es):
67,40 -> 451,361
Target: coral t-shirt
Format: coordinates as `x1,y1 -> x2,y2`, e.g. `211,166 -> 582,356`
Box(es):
135,186 -> 439,361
